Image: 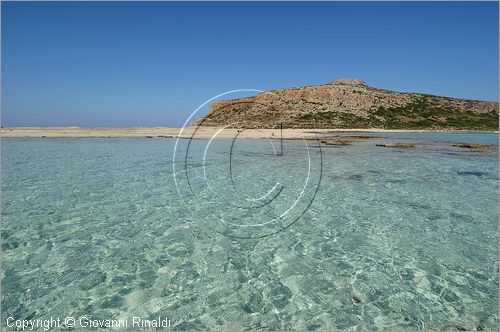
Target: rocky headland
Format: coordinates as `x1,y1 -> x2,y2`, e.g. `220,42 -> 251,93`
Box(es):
198,79 -> 498,130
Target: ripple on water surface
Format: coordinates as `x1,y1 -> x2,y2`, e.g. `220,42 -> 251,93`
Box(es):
1,134 -> 498,330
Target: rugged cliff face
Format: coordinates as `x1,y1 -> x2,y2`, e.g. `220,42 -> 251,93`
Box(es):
197,79 -> 499,130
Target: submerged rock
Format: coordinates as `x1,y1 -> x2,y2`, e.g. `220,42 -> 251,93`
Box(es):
376,143 -> 415,148
457,171 -> 489,177
322,140 -> 352,146
452,143 -> 494,150
351,295 -> 363,304
342,135 -> 382,139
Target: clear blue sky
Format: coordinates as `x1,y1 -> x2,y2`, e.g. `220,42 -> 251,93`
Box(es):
2,1 -> 498,127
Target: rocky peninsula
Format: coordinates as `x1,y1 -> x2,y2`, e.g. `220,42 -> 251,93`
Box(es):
199,79 -> 499,130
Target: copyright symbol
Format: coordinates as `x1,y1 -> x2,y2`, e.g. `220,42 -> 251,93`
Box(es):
172,89 -> 323,239
64,317 -> 75,328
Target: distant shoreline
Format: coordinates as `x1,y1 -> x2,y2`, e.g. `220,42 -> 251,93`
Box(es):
1,127 -> 498,139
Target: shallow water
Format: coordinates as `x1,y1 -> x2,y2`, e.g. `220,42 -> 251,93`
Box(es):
1,133 -> 498,330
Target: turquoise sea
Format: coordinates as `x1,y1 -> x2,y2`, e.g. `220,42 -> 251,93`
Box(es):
1,132 -> 498,330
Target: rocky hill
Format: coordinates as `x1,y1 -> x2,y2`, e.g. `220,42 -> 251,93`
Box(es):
197,79 -> 498,130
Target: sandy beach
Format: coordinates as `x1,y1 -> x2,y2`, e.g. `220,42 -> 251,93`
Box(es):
1,127 -> 496,139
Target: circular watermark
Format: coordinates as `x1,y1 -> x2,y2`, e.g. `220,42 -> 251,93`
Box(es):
172,90 -> 323,238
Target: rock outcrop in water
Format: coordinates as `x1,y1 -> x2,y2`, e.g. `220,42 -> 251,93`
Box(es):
197,79 -> 498,130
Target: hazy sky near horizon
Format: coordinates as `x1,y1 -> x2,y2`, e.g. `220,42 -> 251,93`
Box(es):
2,1 -> 499,127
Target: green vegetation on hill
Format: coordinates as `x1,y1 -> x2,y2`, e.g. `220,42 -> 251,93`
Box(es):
372,96 -> 498,130
291,96 -> 499,130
